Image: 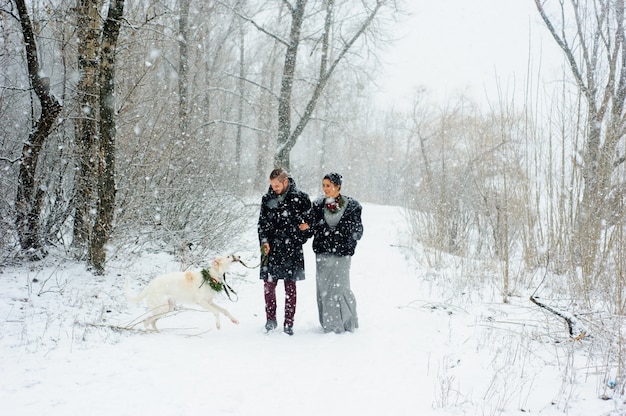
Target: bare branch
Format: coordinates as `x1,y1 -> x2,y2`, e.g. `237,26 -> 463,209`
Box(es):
530,295 -> 588,340
0,156 -> 21,164
194,119 -> 270,135
217,0 -> 290,46
534,0 -> 588,98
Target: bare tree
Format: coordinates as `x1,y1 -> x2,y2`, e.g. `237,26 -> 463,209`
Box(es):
535,1 -> 626,281
73,0 -> 102,257
178,0 -> 190,138
13,0 -> 62,257
237,0 -> 392,170
89,0 -> 125,274
1,0 -> 397,269
235,15 -> 246,181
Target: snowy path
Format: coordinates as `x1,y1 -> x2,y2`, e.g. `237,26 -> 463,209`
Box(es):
0,203 -> 619,415
0,204 -> 438,416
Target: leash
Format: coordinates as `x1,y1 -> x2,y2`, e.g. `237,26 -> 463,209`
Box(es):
235,257 -> 261,269
222,273 -> 238,302
218,256 -> 261,302
217,256 -> 262,302
220,257 -> 257,302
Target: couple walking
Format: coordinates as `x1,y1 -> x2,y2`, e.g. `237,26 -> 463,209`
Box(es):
257,168 -> 363,336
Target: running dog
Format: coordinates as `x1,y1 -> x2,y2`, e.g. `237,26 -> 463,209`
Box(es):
125,254 -> 241,330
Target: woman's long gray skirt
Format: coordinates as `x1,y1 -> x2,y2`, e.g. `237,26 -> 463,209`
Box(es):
315,253 -> 358,333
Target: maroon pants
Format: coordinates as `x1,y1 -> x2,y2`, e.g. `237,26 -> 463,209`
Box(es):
264,280 -> 297,327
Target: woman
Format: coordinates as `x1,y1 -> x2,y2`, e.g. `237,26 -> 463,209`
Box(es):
307,172 -> 363,333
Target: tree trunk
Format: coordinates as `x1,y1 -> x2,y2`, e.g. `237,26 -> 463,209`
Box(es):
178,0 -> 190,138
274,0 -> 382,169
275,0 -> 306,170
73,0 -> 102,258
235,21 -> 245,181
14,0 -> 63,257
255,41 -> 279,189
89,0 -> 124,274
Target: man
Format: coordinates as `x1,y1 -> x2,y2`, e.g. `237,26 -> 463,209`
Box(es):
257,168 -> 312,335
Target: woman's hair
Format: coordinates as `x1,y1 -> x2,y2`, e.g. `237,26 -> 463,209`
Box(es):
270,168 -> 288,181
324,172 -> 342,186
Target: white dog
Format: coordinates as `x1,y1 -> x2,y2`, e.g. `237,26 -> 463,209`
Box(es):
125,254 -> 241,331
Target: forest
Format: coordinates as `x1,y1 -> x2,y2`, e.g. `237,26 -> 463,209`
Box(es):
1,0 -> 626,399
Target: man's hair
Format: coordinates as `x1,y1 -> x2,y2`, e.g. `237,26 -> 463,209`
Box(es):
269,168 -> 288,181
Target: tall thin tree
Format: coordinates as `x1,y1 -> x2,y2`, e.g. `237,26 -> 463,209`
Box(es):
275,0 -> 385,169
73,0 -> 102,258
178,0 -> 190,138
238,0 -> 389,170
13,0 -> 63,257
89,0 -> 125,273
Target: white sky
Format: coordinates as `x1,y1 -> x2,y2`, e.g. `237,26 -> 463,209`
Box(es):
376,0 -> 565,110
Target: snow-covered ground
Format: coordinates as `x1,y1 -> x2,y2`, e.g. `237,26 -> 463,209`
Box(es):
0,203 -> 622,415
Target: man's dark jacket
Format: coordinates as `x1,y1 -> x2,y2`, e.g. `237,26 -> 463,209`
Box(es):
258,177 -> 312,281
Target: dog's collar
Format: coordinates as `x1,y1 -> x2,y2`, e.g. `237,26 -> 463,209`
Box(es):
200,269 -> 224,292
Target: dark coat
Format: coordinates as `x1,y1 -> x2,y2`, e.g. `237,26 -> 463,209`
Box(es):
258,178 -> 312,281
310,196 -> 363,257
